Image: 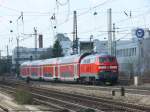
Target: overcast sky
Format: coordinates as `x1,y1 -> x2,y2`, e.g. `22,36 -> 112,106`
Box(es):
0,0 -> 150,56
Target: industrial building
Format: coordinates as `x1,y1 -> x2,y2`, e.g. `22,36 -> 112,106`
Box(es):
12,47 -> 47,66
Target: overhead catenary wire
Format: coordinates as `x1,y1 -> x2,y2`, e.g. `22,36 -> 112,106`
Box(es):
1,1 -> 150,55
53,0 -> 113,27
0,1 -> 149,33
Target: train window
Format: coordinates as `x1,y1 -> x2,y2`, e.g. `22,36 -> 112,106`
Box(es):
99,57 -> 115,63
83,59 -> 87,64
87,59 -> 90,63
83,60 -> 85,63
108,57 -> 115,62
90,58 -> 95,63
82,58 -> 95,64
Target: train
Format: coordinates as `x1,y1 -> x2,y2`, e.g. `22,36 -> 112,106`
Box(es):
20,53 -> 119,84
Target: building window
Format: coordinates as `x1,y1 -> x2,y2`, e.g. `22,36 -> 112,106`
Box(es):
131,48 -> 134,56
129,48 -> 131,56
120,49 -> 122,57
126,49 -> 127,56
123,49 -> 125,57
134,47 -> 136,56
127,49 -> 129,56
117,50 -> 119,57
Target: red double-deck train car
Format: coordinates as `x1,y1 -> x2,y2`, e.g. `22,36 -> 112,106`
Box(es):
20,53 -> 118,84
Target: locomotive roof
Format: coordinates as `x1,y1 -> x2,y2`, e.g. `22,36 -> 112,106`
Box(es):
81,53 -> 114,59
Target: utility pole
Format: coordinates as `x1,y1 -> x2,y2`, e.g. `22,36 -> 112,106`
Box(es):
7,45 -> 9,58
6,45 -> 9,73
39,34 -> 43,48
107,8 -> 112,55
21,12 -> 24,34
138,40 -> 143,79
34,27 -> 37,59
15,12 -> 24,77
16,38 -> 19,77
72,11 -> 78,54
113,23 -> 116,56
0,50 -> 2,59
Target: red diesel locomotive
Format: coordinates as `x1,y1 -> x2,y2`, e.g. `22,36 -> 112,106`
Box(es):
20,53 -> 118,84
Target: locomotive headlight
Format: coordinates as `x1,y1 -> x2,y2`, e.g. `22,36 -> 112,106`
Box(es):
110,66 -> 117,69
99,66 -> 107,69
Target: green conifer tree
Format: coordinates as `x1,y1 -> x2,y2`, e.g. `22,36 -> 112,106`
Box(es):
52,40 -> 64,58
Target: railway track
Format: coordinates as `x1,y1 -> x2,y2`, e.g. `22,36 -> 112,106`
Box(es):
0,88 -> 63,112
0,105 -> 9,112
4,76 -> 150,96
0,84 -> 99,112
0,80 -> 150,112
30,80 -> 150,96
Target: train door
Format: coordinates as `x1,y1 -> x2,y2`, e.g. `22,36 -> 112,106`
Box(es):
53,66 -> 56,79
40,65 -> 43,79
37,66 -> 41,79
74,64 -> 78,80
54,65 -> 59,80
26,67 -> 30,78
57,65 -> 60,79
29,66 -> 31,78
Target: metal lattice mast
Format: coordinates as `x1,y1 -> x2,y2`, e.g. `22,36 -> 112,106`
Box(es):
73,11 -> 78,54
107,8 -> 112,55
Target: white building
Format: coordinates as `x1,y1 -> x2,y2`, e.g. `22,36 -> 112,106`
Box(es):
116,28 -> 150,76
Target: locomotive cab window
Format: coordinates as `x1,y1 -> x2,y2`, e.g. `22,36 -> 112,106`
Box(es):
99,57 -> 115,63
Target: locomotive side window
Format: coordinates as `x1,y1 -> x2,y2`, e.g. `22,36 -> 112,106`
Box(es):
90,58 -> 95,63
87,59 -> 89,63
82,57 -> 96,64
83,58 -> 90,64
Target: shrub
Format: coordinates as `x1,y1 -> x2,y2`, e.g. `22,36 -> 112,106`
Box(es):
15,88 -> 33,104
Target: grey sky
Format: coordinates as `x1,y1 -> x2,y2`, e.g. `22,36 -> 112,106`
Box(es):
0,0 -> 149,56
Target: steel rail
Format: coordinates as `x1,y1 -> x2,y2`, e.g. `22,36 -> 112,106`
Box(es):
1,81 -> 150,112
0,84 -> 102,112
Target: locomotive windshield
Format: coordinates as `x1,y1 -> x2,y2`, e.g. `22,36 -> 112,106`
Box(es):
99,57 -> 115,63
